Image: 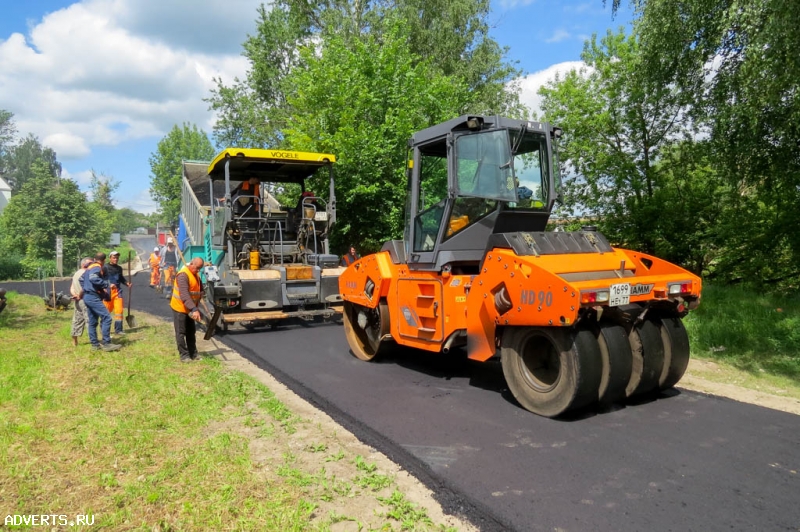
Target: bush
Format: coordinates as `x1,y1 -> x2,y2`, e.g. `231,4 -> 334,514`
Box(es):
19,256 -> 58,280
0,253 -> 25,281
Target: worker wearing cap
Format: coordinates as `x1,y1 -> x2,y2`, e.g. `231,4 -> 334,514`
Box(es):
160,238 -> 180,291
103,251 -> 131,335
149,246 -> 161,287
70,257 -> 92,346
170,257 -> 205,362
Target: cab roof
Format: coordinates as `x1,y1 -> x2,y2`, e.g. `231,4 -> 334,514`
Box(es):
207,148 -> 336,183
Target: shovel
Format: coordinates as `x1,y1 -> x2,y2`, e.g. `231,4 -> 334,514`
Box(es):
125,251 -> 138,328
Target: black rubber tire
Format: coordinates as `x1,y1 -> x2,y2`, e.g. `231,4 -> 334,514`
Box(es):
658,317 -> 691,390
593,323 -> 633,405
342,301 -> 390,361
625,319 -> 665,397
501,327 -> 602,417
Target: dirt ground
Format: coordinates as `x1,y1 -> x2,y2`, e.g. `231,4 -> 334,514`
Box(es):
679,359 -> 800,415
195,334 -> 799,531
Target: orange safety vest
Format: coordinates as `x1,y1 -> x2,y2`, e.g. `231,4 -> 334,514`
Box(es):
169,266 -> 203,314
239,181 -> 261,211
81,262 -> 105,294
149,253 -> 160,268
342,254 -> 357,266
242,181 -> 260,196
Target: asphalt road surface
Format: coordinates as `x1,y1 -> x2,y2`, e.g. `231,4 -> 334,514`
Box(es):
4,244 -> 799,531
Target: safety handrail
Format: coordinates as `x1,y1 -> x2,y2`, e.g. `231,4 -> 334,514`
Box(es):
180,174 -> 205,248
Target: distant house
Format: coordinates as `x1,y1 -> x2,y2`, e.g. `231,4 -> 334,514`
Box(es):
0,176 -> 11,216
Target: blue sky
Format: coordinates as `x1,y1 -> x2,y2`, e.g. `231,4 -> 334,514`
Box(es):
0,0 -> 632,214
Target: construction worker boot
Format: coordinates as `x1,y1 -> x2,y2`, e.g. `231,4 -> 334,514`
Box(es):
102,343 -> 122,352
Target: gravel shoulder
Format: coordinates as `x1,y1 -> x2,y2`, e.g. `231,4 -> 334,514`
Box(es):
678,359 -> 800,415
196,332 -> 480,531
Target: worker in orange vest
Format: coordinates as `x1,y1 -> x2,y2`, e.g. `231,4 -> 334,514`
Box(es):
102,251 -> 131,335
341,245 -> 360,267
160,237 -> 180,294
233,176 -> 261,215
170,257 -> 205,363
148,247 -> 161,287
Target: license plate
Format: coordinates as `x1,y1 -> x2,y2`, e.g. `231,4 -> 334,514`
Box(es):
314,211 -> 328,221
609,283 -> 631,306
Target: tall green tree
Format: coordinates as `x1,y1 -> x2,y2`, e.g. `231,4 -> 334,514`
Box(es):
208,0 -> 523,149
634,0 -> 800,285
0,160 -> 108,265
539,29 -> 717,271
283,16 -> 469,251
149,123 -> 215,223
1,134 -> 62,193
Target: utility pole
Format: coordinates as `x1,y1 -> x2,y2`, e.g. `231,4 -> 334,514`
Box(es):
56,235 -> 63,277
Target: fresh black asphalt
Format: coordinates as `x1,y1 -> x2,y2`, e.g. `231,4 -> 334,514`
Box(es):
4,238 -> 799,531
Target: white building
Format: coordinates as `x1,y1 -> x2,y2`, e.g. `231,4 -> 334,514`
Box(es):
0,176 -> 10,216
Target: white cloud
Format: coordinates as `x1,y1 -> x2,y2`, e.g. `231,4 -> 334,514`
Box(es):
517,61 -> 587,117
61,168 -> 94,186
115,188 -> 159,214
545,29 -> 572,44
43,132 -> 90,158
102,0 -> 262,55
0,0 -> 256,156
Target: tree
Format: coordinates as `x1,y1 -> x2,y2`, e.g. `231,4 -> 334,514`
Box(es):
540,30 -> 702,260
208,0 -> 523,149
0,161 -> 108,265
112,208 -> 146,235
208,0 -> 523,250
634,0 -> 800,286
1,134 -> 62,193
282,16 -> 469,251
0,109 -> 15,159
89,170 -> 119,213
87,170 -> 120,240
149,123 -> 215,223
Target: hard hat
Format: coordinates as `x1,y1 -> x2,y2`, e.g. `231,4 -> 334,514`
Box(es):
167,237 -> 173,243
154,247 -> 160,252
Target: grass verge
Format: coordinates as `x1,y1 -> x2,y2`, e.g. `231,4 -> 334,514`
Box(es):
0,292 -> 462,531
684,283 -> 800,383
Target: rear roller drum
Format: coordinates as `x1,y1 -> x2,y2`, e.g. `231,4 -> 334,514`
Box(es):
501,327 -> 602,417
625,319 -> 665,398
658,317 -> 691,390
343,301 -> 390,361
593,323 -> 633,405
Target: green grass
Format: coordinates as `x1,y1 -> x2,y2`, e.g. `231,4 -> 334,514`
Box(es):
684,283 -> 800,380
0,293 -> 464,531
0,293 -> 314,531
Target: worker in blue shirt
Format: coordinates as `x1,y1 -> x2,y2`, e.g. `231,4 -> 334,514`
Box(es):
81,252 -> 121,352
